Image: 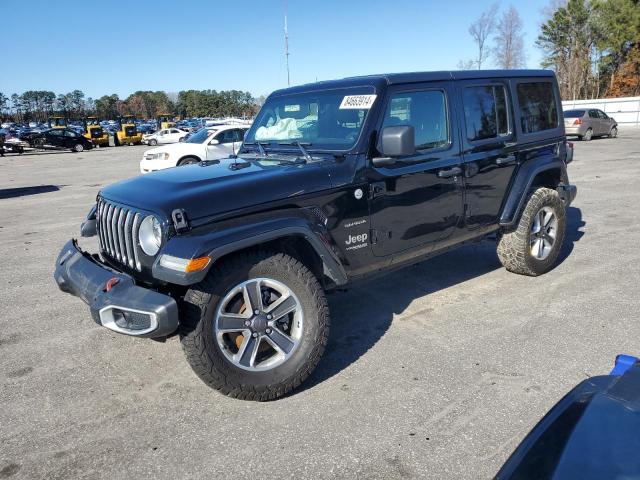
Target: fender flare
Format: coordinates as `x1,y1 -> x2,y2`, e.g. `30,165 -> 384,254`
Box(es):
499,158 -> 568,229
153,216 -> 348,287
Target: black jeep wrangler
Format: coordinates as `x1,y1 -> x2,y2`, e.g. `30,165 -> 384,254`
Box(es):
55,70 -> 576,400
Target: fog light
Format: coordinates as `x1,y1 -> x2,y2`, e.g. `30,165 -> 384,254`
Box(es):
113,309 -> 152,331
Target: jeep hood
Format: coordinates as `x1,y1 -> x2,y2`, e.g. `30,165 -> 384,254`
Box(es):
99,156 -> 332,221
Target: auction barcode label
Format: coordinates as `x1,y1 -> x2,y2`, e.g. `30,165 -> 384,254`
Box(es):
339,95 -> 377,109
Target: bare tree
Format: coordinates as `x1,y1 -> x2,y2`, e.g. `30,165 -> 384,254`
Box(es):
469,3 -> 499,69
494,6 -> 526,69
456,59 -> 476,70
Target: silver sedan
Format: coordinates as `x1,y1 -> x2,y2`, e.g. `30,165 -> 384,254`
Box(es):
564,108 -> 618,141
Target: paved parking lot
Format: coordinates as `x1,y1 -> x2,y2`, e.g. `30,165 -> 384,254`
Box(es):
1,131 -> 639,479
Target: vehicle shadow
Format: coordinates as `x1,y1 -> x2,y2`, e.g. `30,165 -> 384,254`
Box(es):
556,206 -> 585,265
0,185 -> 61,199
299,206 -> 585,393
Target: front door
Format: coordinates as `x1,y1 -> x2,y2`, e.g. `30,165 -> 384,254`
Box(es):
368,82 -> 464,257
457,80 -> 518,229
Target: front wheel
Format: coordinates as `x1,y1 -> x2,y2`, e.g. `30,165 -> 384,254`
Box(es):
148,139 -> 158,146
178,156 -> 199,166
497,187 -> 566,276
73,143 -> 84,152
609,126 -> 618,138
180,251 -> 330,400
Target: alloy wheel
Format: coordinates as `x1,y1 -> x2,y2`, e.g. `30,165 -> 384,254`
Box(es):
214,278 -> 303,371
530,206 -> 558,260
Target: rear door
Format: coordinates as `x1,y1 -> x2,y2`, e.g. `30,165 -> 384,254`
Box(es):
457,80 -> 518,229
46,129 -> 66,147
588,109 -> 603,135
368,81 -> 464,257
598,110 -> 613,134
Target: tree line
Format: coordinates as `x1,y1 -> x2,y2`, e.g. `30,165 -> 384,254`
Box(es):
460,0 -> 639,99
0,89 -> 259,123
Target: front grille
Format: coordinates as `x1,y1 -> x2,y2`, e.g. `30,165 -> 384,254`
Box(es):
96,199 -> 143,271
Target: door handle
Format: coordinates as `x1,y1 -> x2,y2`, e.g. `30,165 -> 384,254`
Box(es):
437,166 -> 462,178
496,154 -> 516,166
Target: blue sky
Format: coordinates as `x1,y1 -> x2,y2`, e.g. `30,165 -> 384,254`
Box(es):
1,0 -> 550,99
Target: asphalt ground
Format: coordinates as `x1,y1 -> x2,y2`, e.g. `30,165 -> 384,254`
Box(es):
1,130 -> 639,479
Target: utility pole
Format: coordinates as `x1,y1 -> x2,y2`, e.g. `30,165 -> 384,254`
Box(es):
284,5 -> 290,86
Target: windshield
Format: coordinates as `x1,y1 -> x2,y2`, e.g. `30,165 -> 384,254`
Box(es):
186,128 -> 215,144
244,87 -> 376,150
564,110 -> 585,118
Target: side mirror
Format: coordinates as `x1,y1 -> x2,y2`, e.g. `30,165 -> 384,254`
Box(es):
209,139 -> 219,145
373,125 -> 415,167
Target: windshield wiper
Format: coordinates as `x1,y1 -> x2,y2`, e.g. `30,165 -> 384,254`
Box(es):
244,141 -> 269,157
278,141 -> 312,162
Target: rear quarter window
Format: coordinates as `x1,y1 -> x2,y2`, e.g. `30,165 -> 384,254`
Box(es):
517,82 -> 559,134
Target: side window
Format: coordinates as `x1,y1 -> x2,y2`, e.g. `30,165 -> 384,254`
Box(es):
65,130 -> 77,137
588,110 -> 599,119
462,85 -> 509,141
517,82 -> 559,134
170,129 -> 179,134
49,129 -> 64,137
232,129 -> 244,142
598,110 -> 609,119
381,89 -> 449,150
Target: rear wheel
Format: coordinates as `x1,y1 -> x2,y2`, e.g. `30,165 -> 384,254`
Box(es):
583,128 -> 593,141
180,251 -> 329,400
497,187 -> 566,276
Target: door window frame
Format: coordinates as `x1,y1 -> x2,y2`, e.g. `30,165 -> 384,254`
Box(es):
458,80 -> 514,146
374,82 -> 455,165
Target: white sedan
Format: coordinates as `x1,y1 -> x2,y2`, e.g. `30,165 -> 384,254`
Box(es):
142,127 -> 188,146
140,125 -> 249,173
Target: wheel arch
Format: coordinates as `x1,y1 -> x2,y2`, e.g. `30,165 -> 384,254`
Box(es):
177,155 -> 201,166
500,158 -> 568,230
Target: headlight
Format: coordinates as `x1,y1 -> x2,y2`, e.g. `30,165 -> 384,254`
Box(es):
144,152 -> 169,161
138,215 -> 162,256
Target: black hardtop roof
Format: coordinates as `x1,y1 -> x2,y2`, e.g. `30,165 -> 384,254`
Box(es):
271,69 -> 554,96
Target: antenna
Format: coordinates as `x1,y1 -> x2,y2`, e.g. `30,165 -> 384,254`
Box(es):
284,3 -> 290,86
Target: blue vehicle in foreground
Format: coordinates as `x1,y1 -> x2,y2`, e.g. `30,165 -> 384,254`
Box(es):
497,355 -> 640,479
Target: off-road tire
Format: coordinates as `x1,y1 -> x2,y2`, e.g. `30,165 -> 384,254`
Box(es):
497,187 -> 566,276
180,251 -> 330,400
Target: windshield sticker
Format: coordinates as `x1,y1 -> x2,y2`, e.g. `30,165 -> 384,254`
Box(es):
284,104 -> 301,112
339,95 -> 377,110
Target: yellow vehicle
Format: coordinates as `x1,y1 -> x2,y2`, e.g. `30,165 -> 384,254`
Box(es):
157,114 -> 175,129
83,117 -> 109,147
48,117 -> 68,129
115,116 -> 143,146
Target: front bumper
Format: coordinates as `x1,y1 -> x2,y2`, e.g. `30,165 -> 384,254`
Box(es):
54,239 -> 179,338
